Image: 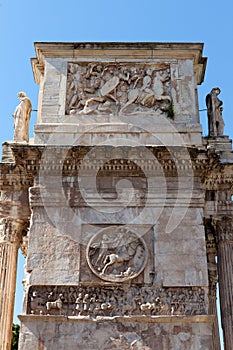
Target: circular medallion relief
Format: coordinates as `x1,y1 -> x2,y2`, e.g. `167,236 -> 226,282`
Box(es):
86,227 -> 148,282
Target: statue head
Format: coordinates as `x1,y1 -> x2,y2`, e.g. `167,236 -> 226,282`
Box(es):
17,91 -> 27,99
211,87 -> 221,95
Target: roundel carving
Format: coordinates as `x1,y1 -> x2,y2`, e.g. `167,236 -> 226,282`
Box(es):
86,227 -> 148,282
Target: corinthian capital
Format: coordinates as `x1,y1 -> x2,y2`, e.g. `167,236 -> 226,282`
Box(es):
215,216 -> 233,243
0,217 -> 28,245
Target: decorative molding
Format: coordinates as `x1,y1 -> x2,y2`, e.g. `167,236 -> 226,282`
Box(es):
4,145 -> 219,176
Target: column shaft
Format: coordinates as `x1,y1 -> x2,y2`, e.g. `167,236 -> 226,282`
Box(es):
217,242 -> 233,350
0,242 -> 18,350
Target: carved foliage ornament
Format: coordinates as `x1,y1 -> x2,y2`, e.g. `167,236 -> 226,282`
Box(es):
65,62 -> 172,116
86,227 -> 148,282
216,216 -> 233,243
0,218 -> 25,244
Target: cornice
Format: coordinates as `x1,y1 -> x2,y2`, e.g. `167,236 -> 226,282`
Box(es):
202,161 -> 233,189
31,42 -> 207,84
1,144 -> 231,187
0,163 -> 33,189
6,144 -> 210,175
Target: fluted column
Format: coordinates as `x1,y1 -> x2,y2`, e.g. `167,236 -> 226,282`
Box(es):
0,218 -> 24,350
208,271 -> 221,350
0,240 -> 19,349
216,217 -> 233,350
205,219 -> 221,350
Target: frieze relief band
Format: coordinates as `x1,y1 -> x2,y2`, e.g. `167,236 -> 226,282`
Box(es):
27,285 -> 207,317
65,62 -> 172,116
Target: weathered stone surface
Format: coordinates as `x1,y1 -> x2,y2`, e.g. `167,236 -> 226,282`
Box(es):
18,315 -> 214,350
32,43 -> 206,146
12,92 -> 32,143
26,285 -> 207,317
26,220 -> 81,285
2,42 -> 233,350
0,167 -> 31,350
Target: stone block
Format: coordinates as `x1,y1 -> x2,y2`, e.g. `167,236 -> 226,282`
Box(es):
18,315 -> 214,350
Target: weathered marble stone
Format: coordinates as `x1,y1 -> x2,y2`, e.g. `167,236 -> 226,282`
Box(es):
31,43 -> 206,146
1,42 -> 233,350
12,92 -> 32,143
18,315 -> 215,350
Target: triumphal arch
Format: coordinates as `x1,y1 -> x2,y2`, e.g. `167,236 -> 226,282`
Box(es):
0,42 -> 232,349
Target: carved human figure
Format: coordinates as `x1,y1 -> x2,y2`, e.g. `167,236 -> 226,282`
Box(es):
94,233 -> 119,268
12,91 -> 32,142
87,228 -> 147,282
66,63 -> 172,116
206,87 -> 224,137
75,293 -> 83,315
82,293 -> 90,314
88,294 -> 97,313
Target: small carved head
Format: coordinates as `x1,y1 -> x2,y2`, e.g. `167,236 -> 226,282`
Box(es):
211,87 -> 221,95
17,91 -> 27,99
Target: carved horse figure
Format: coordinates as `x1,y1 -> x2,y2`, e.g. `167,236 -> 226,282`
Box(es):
101,251 -> 129,275
46,293 -> 63,314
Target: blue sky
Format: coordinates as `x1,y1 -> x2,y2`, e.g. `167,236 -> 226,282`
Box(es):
0,0 -> 233,141
0,0 -> 232,344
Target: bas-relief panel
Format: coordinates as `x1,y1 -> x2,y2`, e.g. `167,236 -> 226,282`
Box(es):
27,285 -> 207,317
86,226 -> 148,283
79,225 -> 153,285
65,62 -> 172,116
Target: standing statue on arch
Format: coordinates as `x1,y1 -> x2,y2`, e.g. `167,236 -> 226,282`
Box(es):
12,91 -> 32,143
206,87 -> 224,137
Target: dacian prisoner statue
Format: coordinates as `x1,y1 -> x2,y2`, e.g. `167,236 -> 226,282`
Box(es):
12,91 -> 32,143
206,87 -> 224,137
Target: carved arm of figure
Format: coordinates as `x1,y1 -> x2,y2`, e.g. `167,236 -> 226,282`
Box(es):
12,91 -> 32,143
